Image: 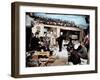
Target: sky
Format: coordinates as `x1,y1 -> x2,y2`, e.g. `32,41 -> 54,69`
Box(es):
33,12 -> 89,29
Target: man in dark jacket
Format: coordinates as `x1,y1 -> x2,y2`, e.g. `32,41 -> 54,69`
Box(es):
68,44 -> 81,65
57,32 -> 64,52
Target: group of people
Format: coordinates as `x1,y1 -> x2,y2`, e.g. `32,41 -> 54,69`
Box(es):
56,32 -> 89,65
30,32 -> 51,52
67,40 -> 88,65
26,12 -> 90,66
30,31 -> 89,65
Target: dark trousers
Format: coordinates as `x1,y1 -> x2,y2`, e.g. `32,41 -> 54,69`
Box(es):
58,43 -> 62,51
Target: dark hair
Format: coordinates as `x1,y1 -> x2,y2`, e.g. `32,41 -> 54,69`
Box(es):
76,45 -> 82,51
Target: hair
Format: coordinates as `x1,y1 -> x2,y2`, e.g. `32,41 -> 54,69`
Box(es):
76,45 -> 82,51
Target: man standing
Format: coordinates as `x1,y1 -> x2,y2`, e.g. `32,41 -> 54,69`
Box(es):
57,32 -> 64,52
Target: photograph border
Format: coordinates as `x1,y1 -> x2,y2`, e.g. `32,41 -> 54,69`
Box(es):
11,2 -> 98,78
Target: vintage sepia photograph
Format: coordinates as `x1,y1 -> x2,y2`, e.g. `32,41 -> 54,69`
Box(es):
25,12 -> 90,67
11,2 -> 97,77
